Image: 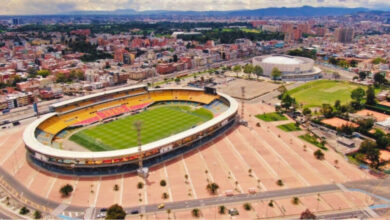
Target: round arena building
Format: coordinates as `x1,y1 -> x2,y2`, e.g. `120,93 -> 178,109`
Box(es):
23,85 -> 238,176
252,55 -> 321,81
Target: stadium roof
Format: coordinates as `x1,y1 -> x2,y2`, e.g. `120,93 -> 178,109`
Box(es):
23,87 -> 238,160
50,84 -> 147,109
262,56 -> 303,65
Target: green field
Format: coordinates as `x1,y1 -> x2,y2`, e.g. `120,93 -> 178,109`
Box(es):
277,123 -> 301,132
70,105 -> 213,151
288,80 -> 365,108
298,134 -> 328,151
255,112 -> 288,122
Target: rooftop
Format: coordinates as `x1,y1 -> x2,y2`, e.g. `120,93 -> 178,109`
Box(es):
262,56 -> 303,65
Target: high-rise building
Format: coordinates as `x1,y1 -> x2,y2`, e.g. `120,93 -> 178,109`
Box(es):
335,27 -> 354,43
12,18 -> 19,25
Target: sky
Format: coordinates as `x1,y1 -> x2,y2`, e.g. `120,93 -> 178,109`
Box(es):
1,0 -> 390,15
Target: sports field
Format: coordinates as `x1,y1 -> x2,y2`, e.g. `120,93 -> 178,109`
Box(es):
288,80 -> 365,108
69,105 -> 213,151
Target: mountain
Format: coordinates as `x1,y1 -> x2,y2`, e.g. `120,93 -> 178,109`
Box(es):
226,6 -> 370,17
68,6 -> 371,17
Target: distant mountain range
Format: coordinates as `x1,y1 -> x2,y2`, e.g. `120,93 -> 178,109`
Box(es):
67,6 -> 372,17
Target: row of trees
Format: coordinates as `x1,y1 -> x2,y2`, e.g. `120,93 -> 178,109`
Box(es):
232,64 -> 282,80
178,29 -> 284,44
232,64 -> 263,79
56,69 -> 85,83
287,49 -> 317,60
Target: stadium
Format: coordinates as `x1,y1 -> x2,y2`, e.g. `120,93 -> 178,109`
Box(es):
23,85 -> 238,176
252,55 -> 322,81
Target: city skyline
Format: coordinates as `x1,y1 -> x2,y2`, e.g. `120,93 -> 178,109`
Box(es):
2,0 -> 390,15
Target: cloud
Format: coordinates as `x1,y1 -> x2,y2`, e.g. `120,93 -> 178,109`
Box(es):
0,0 -> 389,15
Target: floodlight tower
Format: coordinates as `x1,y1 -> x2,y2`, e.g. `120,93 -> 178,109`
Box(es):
240,86 -> 248,126
134,120 -> 148,179
241,86 -> 245,119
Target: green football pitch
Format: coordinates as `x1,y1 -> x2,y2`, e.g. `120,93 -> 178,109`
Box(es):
69,105 -> 214,152
288,80 -> 366,108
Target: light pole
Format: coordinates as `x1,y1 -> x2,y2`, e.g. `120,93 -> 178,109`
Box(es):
134,120 -> 148,180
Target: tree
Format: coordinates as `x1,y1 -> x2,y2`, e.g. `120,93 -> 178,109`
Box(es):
243,203 -> 252,211
27,67 -> 38,78
281,93 -> 296,111
334,100 -> 341,111
233,65 -> 242,77
34,210 -> 42,219
359,71 -> 367,80
332,72 -> 340,79
377,135 -> 390,149
358,140 -> 382,169
243,64 -> 254,79
356,118 -> 374,133
192,208 -> 200,218
350,59 -> 358,67
113,184 -> 119,191
71,69 -> 85,81
206,182 -> 219,195
218,205 -> 226,214
314,150 -> 325,160
303,108 -> 312,116
366,147 -> 381,169
60,184 -> 73,197
292,197 -> 300,205
271,67 -> 282,80
160,179 -> 167,187
37,69 -> 51,78
173,54 -> 178,62
253,65 -> 263,79
337,124 -> 354,136
19,207 -> 30,215
320,104 -> 333,118
366,86 -> 376,105
374,73 -> 387,86
162,192 -> 169,200
276,179 -> 284,186
137,182 -> 144,189
351,87 -> 366,103
56,73 -> 68,83
300,209 -> 316,219
106,204 -> 126,220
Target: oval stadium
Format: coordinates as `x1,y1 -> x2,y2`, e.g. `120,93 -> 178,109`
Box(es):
23,85 -> 238,176
252,54 -> 322,81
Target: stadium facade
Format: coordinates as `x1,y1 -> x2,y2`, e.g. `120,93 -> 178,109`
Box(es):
23,85 -> 238,176
252,55 -> 322,81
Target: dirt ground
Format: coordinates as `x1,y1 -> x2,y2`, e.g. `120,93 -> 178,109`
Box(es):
215,78 -> 280,99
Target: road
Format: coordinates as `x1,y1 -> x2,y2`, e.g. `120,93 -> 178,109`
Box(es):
127,184 -> 340,214
2,161 -> 389,218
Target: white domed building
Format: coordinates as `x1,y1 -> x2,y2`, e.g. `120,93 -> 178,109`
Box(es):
252,55 -> 321,81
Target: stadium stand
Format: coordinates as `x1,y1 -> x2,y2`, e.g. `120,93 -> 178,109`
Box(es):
72,116 -> 100,127
35,129 -> 54,145
204,100 -> 229,116
36,89 -> 220,145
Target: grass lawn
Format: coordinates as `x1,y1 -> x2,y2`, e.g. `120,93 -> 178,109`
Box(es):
277,123 -> 301,132
298,134 -> 328,151
288,80 -> 366,108
70,105 -> 213,151
255,112 -> 288,122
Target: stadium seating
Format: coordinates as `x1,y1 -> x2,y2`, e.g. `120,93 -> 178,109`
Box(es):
97,105 -> 131,120
204,100 -> 229,116
35,129 -> 54,145
38,89 -> 220,143
72,116 -> 100,127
